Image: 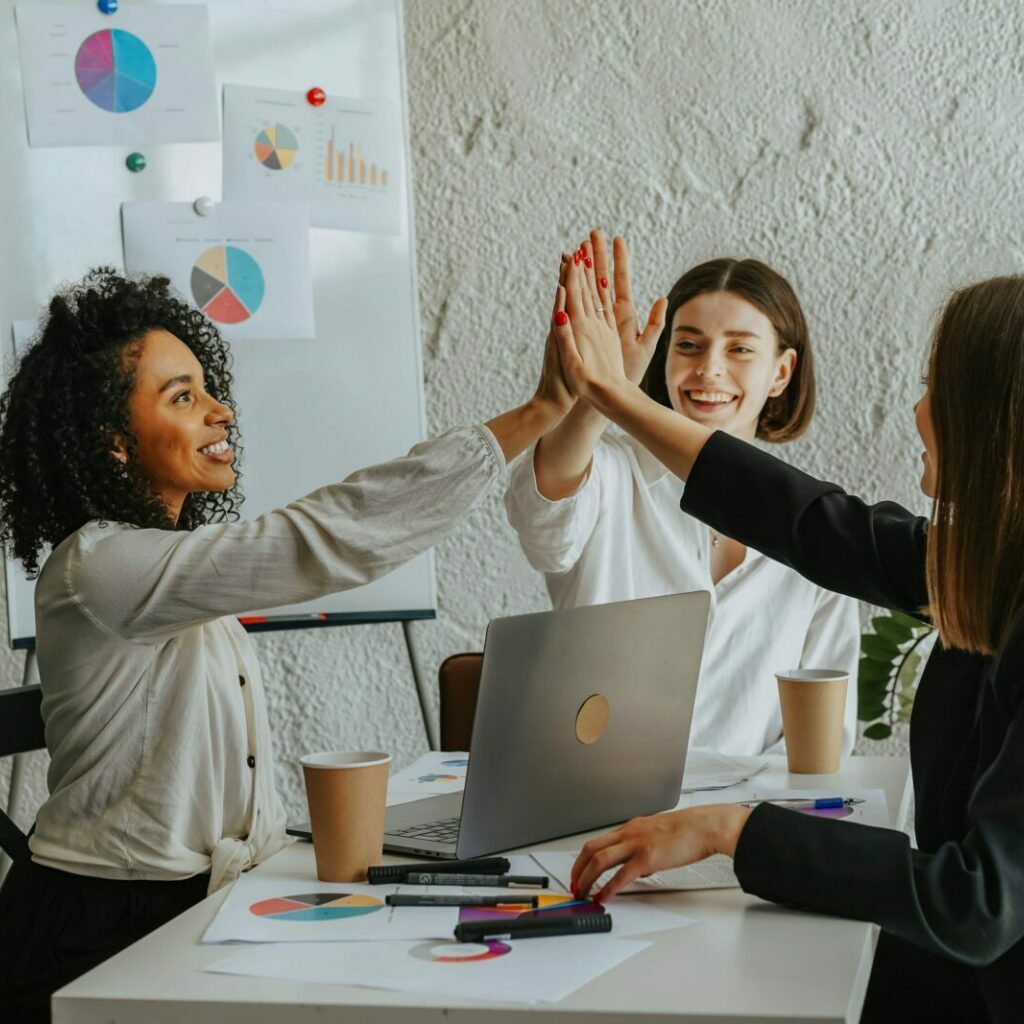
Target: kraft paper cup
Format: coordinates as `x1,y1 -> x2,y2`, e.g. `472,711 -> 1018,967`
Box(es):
300,750 -> 391,882
775,669 -> 848,774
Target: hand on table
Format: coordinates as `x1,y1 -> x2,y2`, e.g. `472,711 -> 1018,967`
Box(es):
571,804 -> 752,903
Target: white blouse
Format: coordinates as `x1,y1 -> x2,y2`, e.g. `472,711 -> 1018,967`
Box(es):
29,426 -> 504,893
505,429 -> 861,755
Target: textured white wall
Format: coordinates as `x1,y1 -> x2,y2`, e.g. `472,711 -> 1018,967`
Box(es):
5,0 -> 1019,831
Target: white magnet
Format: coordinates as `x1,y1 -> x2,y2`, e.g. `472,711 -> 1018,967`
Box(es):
192,196 -> 216,217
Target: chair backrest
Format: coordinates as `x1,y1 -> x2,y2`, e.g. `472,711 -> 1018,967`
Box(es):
0,684 -> 45,862
438,653 -> 482,752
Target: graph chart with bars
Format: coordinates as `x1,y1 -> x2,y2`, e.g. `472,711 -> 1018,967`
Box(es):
324,130 -> 389,189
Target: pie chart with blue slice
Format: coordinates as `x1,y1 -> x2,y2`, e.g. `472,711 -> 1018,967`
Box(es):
249,892 -> 384,922
190,246 -> 266,324
75,29 -> 157,113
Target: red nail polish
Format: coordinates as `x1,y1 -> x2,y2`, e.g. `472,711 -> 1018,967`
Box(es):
573,251 -> 581,265
554,310 -> 569,326
600,277 -> 608,289
584,257 -> 593,268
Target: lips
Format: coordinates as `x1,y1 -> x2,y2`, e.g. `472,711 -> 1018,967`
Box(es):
684,389 -> 739,411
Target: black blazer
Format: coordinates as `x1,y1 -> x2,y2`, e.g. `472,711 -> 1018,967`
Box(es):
682,431 -> 1024,1021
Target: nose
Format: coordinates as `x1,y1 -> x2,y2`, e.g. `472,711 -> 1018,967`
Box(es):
696,350 -> 724,379
204,395 -> 234,426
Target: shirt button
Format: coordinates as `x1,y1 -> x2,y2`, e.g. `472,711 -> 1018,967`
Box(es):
239,676 -> 246,687
247,755 -> 256,768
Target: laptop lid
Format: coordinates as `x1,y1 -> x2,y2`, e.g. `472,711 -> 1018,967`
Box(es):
453,590 -> 711,859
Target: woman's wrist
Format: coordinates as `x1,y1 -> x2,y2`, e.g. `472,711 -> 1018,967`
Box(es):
712,805 -> 752,858
485,397 -> 568,463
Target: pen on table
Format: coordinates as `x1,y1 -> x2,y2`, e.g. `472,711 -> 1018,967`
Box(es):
367,857 -> 510,884
454,912 -> 611,943
405,872 -> 549,888
737,797 -> 865,810
387,894 -> 540,908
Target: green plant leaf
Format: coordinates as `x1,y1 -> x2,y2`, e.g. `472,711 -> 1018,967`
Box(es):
858,702 -> 887,722
871,615 -> 915,645
889,610 -> 928,632
896,650 -> 922,690
863,722 -> 892,740
897,703 -> 914,724
861,634 -> 899,662
858,656 -> 893,683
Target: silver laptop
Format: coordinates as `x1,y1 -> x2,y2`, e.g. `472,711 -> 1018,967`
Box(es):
383,590 -> 711,859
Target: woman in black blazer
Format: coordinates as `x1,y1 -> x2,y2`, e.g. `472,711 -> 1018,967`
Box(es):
558,240 -> 1024,1024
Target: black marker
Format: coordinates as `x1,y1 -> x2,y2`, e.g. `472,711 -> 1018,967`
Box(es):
386,894 -> 540,908
454,912 -> 612,943
367,857 -> 510,884
406,873 -> 549,888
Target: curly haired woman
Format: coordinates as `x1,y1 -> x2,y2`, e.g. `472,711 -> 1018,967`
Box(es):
0,268 -> 574,1022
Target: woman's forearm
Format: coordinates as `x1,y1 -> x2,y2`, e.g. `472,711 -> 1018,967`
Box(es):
588,380 -> 714,481
485,398 -> 566,463
533,402 -> 608,500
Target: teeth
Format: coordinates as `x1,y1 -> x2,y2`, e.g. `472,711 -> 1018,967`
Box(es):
689,390 -> 735,404
200,440 -> 230,455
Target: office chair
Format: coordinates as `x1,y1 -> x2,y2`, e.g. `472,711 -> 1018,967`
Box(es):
438,653 -> 482,752
0,684 -> 45,862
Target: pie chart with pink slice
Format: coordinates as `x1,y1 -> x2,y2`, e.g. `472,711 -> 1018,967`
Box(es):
190,246 -> 265,324
75,29 -> 157,113
249,892 -> 384,922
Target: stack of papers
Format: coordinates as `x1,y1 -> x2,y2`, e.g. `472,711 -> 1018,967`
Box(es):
681,748 -> 771,793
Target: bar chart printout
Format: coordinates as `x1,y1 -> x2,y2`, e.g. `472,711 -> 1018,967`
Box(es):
222,85 -> 402,234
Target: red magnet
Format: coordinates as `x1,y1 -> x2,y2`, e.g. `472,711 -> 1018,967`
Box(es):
306,87 -> 326,107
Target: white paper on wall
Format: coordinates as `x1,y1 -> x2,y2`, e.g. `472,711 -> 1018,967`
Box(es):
122,201 -> 314,342
222,85 -> 402,234
15,4 -> 219,147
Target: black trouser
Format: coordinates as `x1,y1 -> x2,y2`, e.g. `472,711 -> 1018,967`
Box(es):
0,856 -> 208,1024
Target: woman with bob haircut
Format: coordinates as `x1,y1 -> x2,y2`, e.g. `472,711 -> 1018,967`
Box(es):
0,267 -> 575,1022
505,230 -> 859,755
558,250 -> 1024,1023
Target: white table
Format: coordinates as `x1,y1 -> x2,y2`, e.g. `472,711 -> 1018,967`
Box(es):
53,755 -> 912,1024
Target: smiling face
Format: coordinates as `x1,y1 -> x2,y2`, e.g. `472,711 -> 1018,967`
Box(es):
665,291 -> 797,441
120,328 -> 236,521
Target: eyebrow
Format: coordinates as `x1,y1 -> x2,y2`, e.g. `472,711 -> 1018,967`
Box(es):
158,373 -> 194,393
672,325 -> 762,340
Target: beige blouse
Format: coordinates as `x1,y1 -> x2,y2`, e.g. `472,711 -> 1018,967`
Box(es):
29,426 -> 504,893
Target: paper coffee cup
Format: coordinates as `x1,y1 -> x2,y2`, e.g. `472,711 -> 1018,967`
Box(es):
300,750 -> 391,882
775,669 -> 848,774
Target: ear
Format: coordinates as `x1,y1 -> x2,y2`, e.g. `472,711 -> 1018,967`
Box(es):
110,434 -> 128,464
769,348 -> 797,397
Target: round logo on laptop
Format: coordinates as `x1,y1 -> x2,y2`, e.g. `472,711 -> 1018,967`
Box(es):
575,694 -> 610,744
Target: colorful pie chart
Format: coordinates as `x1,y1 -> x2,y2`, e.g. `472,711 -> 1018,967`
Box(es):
254,124 -> 299,170
249,892 -> 384,922
75,29 -> 156,113
190,246 -> 265,324
410,939 -> 511,963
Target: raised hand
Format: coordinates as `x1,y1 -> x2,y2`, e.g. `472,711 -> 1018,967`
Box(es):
591,230 -> 667,385
533,255 -> 576,418
570,804 -> 751,903
551,243 -> 631,405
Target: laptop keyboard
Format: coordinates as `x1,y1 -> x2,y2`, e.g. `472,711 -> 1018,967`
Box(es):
386,816 -> 461,842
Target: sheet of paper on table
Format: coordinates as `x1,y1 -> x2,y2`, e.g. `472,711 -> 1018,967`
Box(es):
681,747 -> 771,792
533,850 -> 740,893
388,750 -> 469,795
205,934 -> 653,1005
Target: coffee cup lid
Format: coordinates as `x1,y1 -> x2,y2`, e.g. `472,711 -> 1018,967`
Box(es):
300,750 -> 392,770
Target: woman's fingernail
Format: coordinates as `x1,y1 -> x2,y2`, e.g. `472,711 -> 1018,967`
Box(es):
584,257 -> 593,268
554,310 -> 569,326
600,277 -> 608,289
573,251 -> 581,265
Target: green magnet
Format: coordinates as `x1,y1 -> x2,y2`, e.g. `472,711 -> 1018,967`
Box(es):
126,152 -> 147,173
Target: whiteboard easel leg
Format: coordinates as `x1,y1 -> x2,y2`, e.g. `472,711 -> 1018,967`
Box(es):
0,649 -> 38,883
401,621 -> 437,751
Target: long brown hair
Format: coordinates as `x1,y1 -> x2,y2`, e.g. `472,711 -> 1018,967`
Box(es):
926,275 -> 1024,655
640,258 -> 815,442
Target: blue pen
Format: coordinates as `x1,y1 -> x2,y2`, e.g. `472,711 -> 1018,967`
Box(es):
738,797 -> 864,810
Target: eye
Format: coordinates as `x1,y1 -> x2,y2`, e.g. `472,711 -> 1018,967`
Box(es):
172,390 -> 192,404
675,339 -> 700,352
731,346 -> 754,355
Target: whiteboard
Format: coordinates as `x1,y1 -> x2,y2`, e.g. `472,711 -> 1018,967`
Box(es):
0,0 -> 434,648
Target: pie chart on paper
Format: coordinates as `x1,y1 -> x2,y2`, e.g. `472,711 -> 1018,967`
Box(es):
249,892 -> 384,922
190,246 -> 266,324
254,124 -> 299,170
75,29 -> 157,113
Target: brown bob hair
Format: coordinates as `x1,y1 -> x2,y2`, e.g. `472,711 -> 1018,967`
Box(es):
926,275 -> 1024,655
640,258 -> 815,442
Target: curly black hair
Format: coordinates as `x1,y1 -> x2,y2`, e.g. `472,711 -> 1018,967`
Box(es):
0,268 -> 243,577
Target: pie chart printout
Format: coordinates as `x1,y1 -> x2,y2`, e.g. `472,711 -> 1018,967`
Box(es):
190,246 -> 265,324
75,29 -> 157,113
254,124 -> 299,170
249,892 -> 384,922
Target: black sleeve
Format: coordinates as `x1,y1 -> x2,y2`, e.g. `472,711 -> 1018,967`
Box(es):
734,671 -> 1024,967
681,431 -> 929,617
